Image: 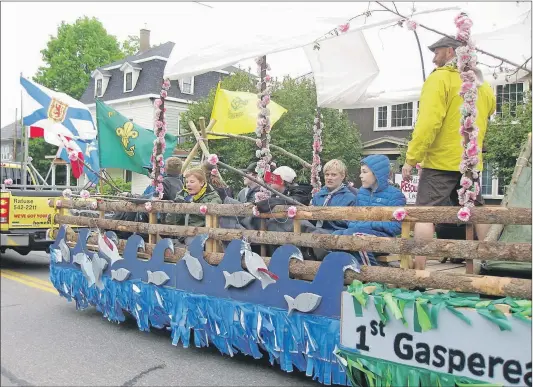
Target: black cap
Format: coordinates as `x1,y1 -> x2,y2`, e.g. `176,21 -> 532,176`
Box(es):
428,36 -> 462,52
241,162 -> 257,174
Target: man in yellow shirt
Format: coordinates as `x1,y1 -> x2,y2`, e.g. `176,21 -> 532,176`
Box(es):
401,36 -> 496,270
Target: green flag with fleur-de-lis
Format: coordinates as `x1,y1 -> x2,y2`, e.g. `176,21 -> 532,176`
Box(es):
96,99 -> 178,175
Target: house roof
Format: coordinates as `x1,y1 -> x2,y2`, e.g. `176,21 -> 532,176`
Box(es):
80,41 -> 241,105
103,41 -> 176,69
1,121 -> 22,141
362,136 -> 408,149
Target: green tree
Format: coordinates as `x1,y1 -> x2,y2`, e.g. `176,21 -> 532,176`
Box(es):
484,93 -> 532,187
181,73 -> 362,190
396,131 -> 412,170
121,35 -> 140,56
28,137 -> 57,178
34,16 -> 124,99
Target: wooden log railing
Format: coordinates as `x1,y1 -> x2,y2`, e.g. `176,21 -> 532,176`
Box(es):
58,200 -> 532,225
53,227 -> 532,299
55,215 -> 531,262
51,199 -> 532,299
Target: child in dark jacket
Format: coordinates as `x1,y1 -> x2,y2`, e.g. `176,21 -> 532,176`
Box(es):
333,154 -> 406,265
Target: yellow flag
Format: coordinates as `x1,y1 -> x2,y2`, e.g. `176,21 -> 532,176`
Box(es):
209,83 -> 287,139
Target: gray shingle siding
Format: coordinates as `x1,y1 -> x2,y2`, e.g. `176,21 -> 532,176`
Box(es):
345,108 -> 412,143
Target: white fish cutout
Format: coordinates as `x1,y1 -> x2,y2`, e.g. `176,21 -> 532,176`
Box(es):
223,270 -> 255,289
146,270 -> 170,286
59,239 -> 70,263
111,268 -> 131,282
91,253 -> 108,290
98,232 -> 122,266
343,261 -> 361,274
290,248 -> 304,262
182,250 -> 203,281
284,293 -> 322,315
73,252 -> 97,287
241,242 -> 278,289
51,248 -> 62,263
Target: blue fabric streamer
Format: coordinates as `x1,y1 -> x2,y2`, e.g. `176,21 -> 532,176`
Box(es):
50,262 -> 349,386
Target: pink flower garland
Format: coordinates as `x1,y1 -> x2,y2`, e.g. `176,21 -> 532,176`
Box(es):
287,206 -> 297,218
455,12 -> 478,222
392,208 -> 407,221
311,109 -> 323,195
151,78 -> 172,199
254,56 -> 274,202
338,23 -> 350,33
405,20 -> 417,31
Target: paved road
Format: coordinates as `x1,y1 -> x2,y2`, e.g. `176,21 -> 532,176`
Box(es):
1,250 -> 319,386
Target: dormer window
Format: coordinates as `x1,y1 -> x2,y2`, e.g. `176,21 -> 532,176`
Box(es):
96,79 -> 103,97
120,62 -> 142,93
125,72 -> 133,92
180,76 -> 194,95
91,69 -> 111,98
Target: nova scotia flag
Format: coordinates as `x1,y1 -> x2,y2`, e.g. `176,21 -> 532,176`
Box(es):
20,76 -> 100,182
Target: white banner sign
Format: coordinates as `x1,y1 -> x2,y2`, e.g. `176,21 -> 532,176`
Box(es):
395,173 -> 418,204
341,292 -> 532,386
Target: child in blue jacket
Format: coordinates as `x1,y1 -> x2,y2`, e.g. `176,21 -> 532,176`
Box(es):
334,154 -> 406,265
311,159 -> 357,231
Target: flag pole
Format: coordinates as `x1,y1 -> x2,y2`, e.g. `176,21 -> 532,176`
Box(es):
95,99 -> 106,195
13,108 -> 17,161
21,73 -> 29,190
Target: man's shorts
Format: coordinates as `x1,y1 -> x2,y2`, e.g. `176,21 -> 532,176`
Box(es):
416,168 -> 484,207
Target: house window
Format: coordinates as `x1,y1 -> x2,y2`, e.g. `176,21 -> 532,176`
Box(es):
96,79 -> 103,97
481,161 -> 505,198
180,77 -> 194,94
125,72 -> 133,92
496,82 -> 524,116
391,102 -> 413,128
1,144 -> 12,160
374,101 -> 418,130
377,107 -> 388,128
124,170 -> 132,183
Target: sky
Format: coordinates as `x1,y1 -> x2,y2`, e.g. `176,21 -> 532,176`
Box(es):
1,1 -> 530,128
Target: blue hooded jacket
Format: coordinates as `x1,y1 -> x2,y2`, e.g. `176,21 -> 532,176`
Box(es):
311,184 -> 357,230
334,155 -> 406,237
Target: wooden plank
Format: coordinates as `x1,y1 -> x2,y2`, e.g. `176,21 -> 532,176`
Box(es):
181,142 -> 200,171
205,214 -> 213,253
260,219 -> 267,256
58,200 -> 533,225
212,215 -> 220,253
55,214 -> 533,262
293,219 -> 301,233
465,223 -> 474,274
400,222 -> 412,269
377,255 -> 401,263
148,212 -> 157,245
199,117 -> 208,154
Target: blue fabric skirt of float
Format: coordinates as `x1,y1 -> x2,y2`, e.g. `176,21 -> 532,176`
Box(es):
50,261 -> 349,386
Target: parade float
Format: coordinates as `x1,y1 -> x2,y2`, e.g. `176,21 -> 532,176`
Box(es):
47,4 -> 531,386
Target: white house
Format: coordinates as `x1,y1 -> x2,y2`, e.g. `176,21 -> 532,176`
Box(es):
80,29 -> 239,194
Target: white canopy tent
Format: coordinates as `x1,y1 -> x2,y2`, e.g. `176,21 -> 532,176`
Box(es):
163,2 -> 531,109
